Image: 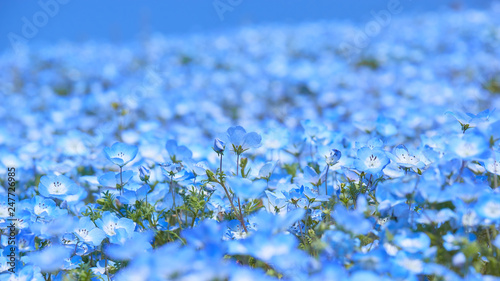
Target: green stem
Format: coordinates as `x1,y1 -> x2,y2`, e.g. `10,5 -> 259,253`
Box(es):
171,175 -> 183,230
325,165 -> 329,195
119,166 -> 123,195
220,180 -> 248,233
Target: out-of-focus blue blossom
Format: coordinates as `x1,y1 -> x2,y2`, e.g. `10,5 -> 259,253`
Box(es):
332,205 -> 372,235
484,151 -> 500,175
104,142 -> 139,167
105,231 -> 153,260
226,176 -> 267,199
227,126 -> 262,152
449,132 -> 489,161
258,161 -> 277,179
139,165 -> 150,182
474,194 -> 500,221
326,149 -> 341,166
160,162 -> 182,176
166,139 -> 193,162
27,245 -> 72,272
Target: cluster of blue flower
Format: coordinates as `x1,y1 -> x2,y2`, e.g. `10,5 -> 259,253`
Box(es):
1,6 -> 500,281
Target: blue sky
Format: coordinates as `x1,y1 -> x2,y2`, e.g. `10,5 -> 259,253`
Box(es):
0,0 -> 492,53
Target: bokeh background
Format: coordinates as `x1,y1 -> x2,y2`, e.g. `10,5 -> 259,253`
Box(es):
0,0 -> 493,52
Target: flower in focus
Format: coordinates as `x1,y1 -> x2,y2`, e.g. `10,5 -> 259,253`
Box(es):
354,147 -> 390,175
104,142 -> 139,167
38,175 -> 79,201
213,138 -> 226,154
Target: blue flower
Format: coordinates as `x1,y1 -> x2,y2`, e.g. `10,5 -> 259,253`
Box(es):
227,126 -> 262,153
258,161 -> 277,179
484,151 -> 500,175
166,139 -> 193,162
388,144 -> 424,173
104,142 -> 139,167
449,132 -> 488,160
213,138 -> 226,154
139,165 -> 150,182
160,161 -> 182,176
226,176 -> 267,199
38,175 -> 79,200
74,216 -> 107,247
95,211 -> 136,244
475,194 -> 500,221
332,205 -> 372,235
27,245 -> 72,272
326,149 -> 342,166
354,147 -> 390,175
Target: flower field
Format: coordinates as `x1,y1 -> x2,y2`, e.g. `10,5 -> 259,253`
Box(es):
1,6 -> 500,281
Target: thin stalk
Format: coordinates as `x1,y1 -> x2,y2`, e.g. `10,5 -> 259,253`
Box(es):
119,166 -> 123,195
236,153 -> 240,176
220,181 -> 248,233
104,251 -> 110,281
171,175 -> 183,230
325,165 -> 330,195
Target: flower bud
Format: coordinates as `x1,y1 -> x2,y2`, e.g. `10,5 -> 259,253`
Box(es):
326,149 -> 342,166
139,165 -> 150,182
213,138 -> 225,154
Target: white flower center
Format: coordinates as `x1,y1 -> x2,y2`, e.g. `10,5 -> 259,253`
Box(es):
34,203 -> 49,216
457,142 -> 478,158
49,181 -> 67,195
77,228 -> 89,238
365,154 -> 381,168
104,222 -> 118,236
483,201 -> 500,219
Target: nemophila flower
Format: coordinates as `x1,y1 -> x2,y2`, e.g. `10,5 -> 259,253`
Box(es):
449,132 -> 489,160
104,142 -> 139,167
166,139 -> 193,162
98,170 -> 135,190
38,174 -> 79,200
184,159 -> 208,177
394,232 -> 431,254
326,149 -> 341,166
74,216 -> 106,247
332,205 -> 372,235
388,144 -> 425,174
446,108 -> 494,133
263,190 -> 287,214
91,260 -> 116,277
226,176 -> 267,199
474,194 -> 500,221
484,151 -> 500,175
258,161 -> 277,180
105,231 -> 153,260
227,126 -> 262,154
354,147 -> 390,175
95,211 -> 136,244
119,183 -> 150,205
27,245 -> 72,272
30,196 -> 66,220
17,232 -> 35,252
139,165 -> 150,182
376,116 -> 398,137
160,161 -> 182,176
213,138 -> 226,154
